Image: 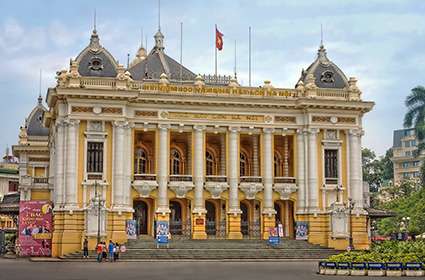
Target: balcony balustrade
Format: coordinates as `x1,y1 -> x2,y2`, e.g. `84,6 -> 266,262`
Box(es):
273,177 -> 296,184
133,174 -> 157,181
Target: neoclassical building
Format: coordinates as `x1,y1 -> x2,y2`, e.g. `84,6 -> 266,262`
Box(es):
17,25 -> 373,256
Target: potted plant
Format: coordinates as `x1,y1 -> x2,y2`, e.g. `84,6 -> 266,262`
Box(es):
404,262 -> 424,277
367,262 -> 386,276
386,262 -> 403,277
336,262 -> 350,276
350,262 -> 367,276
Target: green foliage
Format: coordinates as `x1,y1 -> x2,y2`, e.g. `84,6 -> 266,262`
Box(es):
404,86 -> 425,141
327,241 -> 425,263
361,148 -> 394,193
378,181 -> 425,236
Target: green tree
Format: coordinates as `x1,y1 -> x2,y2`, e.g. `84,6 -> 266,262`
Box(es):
381,148 -> 394,182
362,148 -> 384,192
404,85 -> 425,141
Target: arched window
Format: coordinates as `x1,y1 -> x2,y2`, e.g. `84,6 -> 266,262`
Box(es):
171,148 -> 182,175
135,148 -> 148,174
240,152 -> 248,176
274,152 -> 283,177
206,150 -> 216,175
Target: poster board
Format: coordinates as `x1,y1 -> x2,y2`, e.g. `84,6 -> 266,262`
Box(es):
295,221 -> 309,240
126,220 -> 137,239
18,201 -> 52,256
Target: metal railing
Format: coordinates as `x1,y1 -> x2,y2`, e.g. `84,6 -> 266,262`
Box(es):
133,174 -> 156,181
205,175 -> 227,182
169,175 -> 192,182
240,176 -> 262,183
33,177 -> 48,184
325,178 -> 338,185
274,177 -> 296,184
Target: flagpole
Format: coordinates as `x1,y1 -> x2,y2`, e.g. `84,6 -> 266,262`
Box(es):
180,22 -> 183,83
249,26 -> 251,87
215,24 -> 218,79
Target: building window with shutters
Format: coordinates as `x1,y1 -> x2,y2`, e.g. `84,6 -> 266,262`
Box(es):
87,142 -> 104,174
324,149 -> 338,183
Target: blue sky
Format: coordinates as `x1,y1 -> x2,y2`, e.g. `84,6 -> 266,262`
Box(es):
1,0 -> 425,156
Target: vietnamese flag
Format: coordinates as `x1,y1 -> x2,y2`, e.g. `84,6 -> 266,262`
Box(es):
216,26 -> 223,51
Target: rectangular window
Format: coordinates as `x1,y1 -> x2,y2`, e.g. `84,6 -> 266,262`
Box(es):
8,181 -> 18,192
87,142 -> 104,173
325,149 -> 338,179
405,151 -> 412,157
402,162 -> 409,168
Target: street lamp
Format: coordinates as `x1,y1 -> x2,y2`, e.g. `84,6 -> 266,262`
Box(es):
91,181 -> 105,244
347,198 -> 355,250
401,216 -> 410,240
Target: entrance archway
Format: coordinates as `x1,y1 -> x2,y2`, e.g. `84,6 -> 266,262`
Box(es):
274,202 -> 282,226
170,200 -> 183,235
205,201 -> 217,236
274,200 -> 295,238
134,200 -> 148,235
240,202 -> 249,236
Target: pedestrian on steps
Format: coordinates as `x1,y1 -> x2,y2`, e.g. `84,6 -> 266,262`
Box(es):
83,238 -> 89,259
102,242 -> 107,261
96,242 -> 103,262
108,240 -> 114,262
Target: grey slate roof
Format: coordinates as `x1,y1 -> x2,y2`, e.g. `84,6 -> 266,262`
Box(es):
26,100 -> 48,137
298,44 -> 348,89
393,128 -> 415,147
75,30 -> 118,78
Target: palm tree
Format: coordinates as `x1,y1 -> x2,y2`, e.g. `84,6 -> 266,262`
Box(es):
404,86 -> 425,141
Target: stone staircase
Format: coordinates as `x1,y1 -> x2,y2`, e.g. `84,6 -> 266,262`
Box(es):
62,237 -> 341,260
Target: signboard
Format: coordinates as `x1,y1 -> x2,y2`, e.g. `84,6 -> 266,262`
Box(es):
195,218 -> 204,225
126,220 -> 137,240
295,221 -> 309,240
18,201 -> 52,256
156,221 -> 169,244
277,223 -> 284,237
268,227 -> 280,246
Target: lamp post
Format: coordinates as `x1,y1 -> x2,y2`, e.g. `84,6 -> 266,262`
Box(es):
401,216 -> 410,240
347,198 -> 355,250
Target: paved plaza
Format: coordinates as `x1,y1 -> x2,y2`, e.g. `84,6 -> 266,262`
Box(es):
0,259 -> 390,280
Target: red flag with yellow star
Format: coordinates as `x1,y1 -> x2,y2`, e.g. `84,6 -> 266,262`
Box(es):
216,26 -> 223,51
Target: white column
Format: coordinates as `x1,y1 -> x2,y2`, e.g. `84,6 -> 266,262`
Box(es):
220,134 -> 226,176
65,119 -> 79,208
349,129 -> 364,209
123,123 -> 133,208
54,120 -> 65,207
157,124 -> 170,213
193,125 -> 205,213
228,127 -> 240,213
112,121 -> 126,208
252,135 -> 259,176
283,136 -> 289,177
262,128 -> 274,213
296,129 -> 306,213
308,128 -> 319,212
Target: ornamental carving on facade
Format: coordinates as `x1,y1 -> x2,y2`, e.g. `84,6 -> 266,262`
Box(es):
275,116 -> 296,123
102,107 -> 122,114
169,182 -> 194,198
312,116 -> 331,123
72,106 -> 92,113
132,181 -> 158,198
205,182 -> 229,199
338,117 -> 356,124
135,111 -> 158,118
273,183 -> 297,200
239,183 -> 263,200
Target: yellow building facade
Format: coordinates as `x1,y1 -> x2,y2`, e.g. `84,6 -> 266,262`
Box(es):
19,27 -> 373,257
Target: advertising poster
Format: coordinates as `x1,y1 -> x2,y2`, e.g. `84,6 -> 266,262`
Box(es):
126,220 -> 137,240
277,223 -> 284,237
18,201 -> 52,256
156,221 -> 169,244
295,221 -> 309,240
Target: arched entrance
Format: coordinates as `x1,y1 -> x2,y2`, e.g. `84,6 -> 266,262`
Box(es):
274,202 -> 282,226
274,200 -> 295,238
170,200 -> 183,235
205,201 -> 217,236
134,200 -> 148,235
240,202 -> 249,236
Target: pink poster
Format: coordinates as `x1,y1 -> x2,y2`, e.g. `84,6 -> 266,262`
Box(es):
18,201 -> 53,257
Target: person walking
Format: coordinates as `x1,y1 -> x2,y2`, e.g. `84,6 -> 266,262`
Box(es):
102,242 -> 107,261
96,241 -> 103,262
113,243 -> 119,261
108,240 -> 114,262
83,238 -> 89,259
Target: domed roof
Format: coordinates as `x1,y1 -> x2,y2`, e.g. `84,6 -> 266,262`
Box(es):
297,44 -> 348,89
25,95 -> 48,137
128,30 -> 196,81
75,29 -> 118,78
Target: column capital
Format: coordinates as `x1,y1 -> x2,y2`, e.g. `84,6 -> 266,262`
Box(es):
193,125 -> 206,132
158,123 -> 171,130
262,127 -> 274,134
348,128 -> 364,137
307,128 -> 320,135
228,126 -> 240,133
112,120 -> 129,128
64,119 -> 80,127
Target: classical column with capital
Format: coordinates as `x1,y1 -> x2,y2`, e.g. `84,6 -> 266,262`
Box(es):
349,129 -> 364,210
227,127 -> 243,239
296,129 -> 306,213
192,125 -> 207,239
55,120 -> 66,208
307,128 -> 319,212
262,128 -> 276,239
156,124 -> 170,221
112,121 -> 126,209
65,119 -> 79,209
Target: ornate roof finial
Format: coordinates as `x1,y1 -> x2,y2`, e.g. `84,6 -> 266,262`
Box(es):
89,9 -> 101,50
154,0 -> 164,51
93,8 -> 97,33
38,69 -> 42,105
320,23 -> 323,48
158,0 -> 161,32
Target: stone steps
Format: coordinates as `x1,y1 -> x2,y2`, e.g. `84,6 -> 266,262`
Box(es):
62,239 -> 340,260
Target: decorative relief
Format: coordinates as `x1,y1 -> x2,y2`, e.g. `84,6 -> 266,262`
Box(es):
274,116 -> 296,123
273,183 -> 297,200
88,121 -> 103,132
72,106 -> 93,113
102,107 -> 122,114
338,117 -> 356,124
168,112 -> 265,122
312,116 -> 331,123
325,129 -> 338,140
239,183 -> 264,200
135,111 -> 158,118
132,181 -> 158,198
205,182 -> 229,199
169,182 -> 194,198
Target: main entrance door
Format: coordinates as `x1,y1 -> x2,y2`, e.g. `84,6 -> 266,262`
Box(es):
205,201 -> 216,236
170,201 -> 182,235
240,202 -> 249,236
134,200 -> 148,235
